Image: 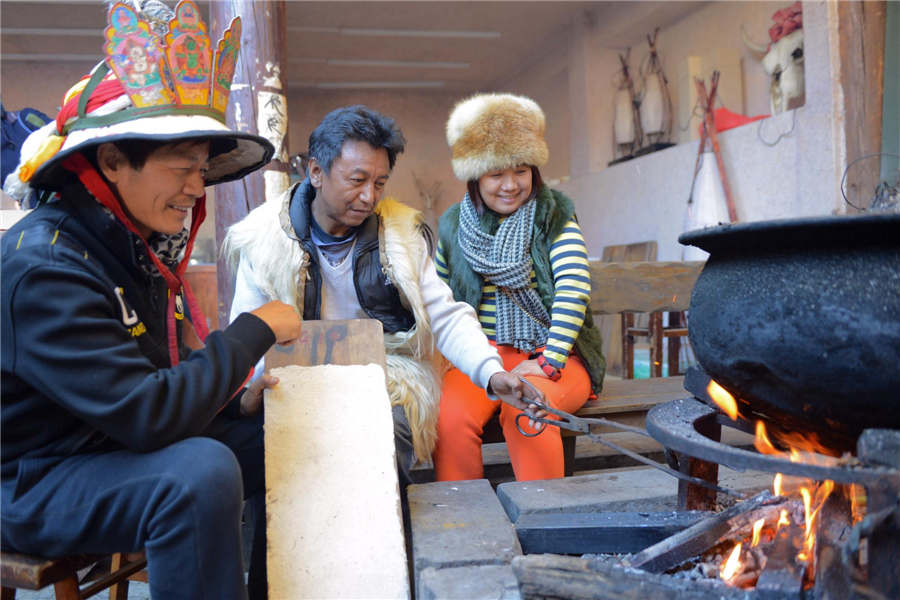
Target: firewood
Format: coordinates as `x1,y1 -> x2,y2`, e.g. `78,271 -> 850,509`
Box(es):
512,554 -> 753,600
623,490 -> 778,573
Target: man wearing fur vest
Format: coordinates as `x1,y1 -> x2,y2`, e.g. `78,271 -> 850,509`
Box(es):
224,105 -> 543,486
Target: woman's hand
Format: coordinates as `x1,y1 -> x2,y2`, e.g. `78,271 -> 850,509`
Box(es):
510,358 -> 547,379
240,374 -> 280,416
488,372 -> 548,430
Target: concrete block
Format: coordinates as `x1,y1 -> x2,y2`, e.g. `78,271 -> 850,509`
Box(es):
497,467 -> 772,522
418,565 -> 521,600
408,479 -> 522,596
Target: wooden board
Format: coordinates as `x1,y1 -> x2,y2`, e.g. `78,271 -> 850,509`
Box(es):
581,376 -> 686,416
589,261 -> 704,315
264,364 -> 409,599
600,241 -> 657,263
265,319 -> 386,371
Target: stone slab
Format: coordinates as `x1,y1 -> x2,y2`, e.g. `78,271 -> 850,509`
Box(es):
418,565 -> 521,600
408,479 -> 521,596
515,510 -> 711,555
497,466 -> 773,522
265,364 -> 408,599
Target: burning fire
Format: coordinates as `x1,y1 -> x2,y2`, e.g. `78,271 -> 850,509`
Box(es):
706,378 -> 865,589
720,542 -> 743,581
707,380 -> 738,420
751,518 -> 764,546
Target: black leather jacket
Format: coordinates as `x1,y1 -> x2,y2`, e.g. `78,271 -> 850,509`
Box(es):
287,180 -> 415,333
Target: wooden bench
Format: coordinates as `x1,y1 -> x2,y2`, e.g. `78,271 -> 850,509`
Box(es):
1,551 -> 146,600
481,260 -> 705,477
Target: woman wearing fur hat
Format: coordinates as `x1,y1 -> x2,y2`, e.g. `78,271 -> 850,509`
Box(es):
1,3 -> 299,599
433,93 -> 606,482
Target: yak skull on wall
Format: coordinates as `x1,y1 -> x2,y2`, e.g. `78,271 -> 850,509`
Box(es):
743,2 -> 804,115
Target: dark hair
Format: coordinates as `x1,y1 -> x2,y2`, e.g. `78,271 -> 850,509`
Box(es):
307,105 -> 406,175
466,165 -> 544,214
110,137 -> 236,170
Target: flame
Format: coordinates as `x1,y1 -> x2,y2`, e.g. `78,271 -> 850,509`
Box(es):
720,542 -> 743,581
750,419 -> 838,581
751,518 -> 765,546
708,380 -> 738,420
850,483 -> 867,523
754,420 -> 780,455
776,508 -> 791,529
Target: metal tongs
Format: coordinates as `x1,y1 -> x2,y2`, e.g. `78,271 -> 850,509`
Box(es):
514,377 -> 745,498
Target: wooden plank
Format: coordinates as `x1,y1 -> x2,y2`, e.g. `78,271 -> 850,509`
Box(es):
580,376 -> 686,415
264,319 -> 386,371
589,261 -> 704,315
265,364 -> 409,599
0,553 -> 93,590
515,511 -> 711,555
838,0 -> 886,214
600,241 -> 657,264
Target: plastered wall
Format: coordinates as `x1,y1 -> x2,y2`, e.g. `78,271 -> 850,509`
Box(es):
554,1 -> 841,261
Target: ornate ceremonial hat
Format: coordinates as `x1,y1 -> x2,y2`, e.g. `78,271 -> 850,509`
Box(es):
10,0 -> 273,192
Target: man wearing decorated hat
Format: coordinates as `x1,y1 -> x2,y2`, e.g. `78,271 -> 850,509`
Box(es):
1,2 -> 300,599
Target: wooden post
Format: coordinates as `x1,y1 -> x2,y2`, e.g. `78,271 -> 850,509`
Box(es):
210,1 -> 290,326
837,1 -> 886,213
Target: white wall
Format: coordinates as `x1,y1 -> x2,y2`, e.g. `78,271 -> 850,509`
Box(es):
557,1 -> 840,261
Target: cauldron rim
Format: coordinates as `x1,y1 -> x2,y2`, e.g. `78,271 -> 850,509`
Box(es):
679,212 -> 899,254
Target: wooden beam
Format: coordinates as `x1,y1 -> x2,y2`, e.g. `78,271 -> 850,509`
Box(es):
838,0 -> 886,213
589,261 -> 704,315
210,1 -> 290,326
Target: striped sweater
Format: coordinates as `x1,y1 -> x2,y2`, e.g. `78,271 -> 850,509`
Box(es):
435,218 -> 591,370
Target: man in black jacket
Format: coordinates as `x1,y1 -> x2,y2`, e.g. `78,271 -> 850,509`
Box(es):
1,4 -> 299,600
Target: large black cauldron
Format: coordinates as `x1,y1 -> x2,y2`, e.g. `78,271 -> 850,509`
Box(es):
680,213 -> 900,441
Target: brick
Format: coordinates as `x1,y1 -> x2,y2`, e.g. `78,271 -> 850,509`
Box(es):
418,565 -> 520,600
497,467 -> 772,522
408,479 -> 521,595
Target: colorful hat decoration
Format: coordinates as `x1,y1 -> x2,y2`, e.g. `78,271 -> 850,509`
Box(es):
10,0 -> 272,192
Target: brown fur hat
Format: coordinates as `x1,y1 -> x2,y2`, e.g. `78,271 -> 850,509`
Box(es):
446,93 -> 548,182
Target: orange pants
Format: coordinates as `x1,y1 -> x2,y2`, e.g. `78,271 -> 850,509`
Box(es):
432,345 -> 592,482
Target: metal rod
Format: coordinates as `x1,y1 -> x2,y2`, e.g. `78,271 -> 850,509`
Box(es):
584,431 -> 747,498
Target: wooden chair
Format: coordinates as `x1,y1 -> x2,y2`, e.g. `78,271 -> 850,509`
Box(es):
1,551 -> 146,600
600,242 -> 694,378
591,260 -> 700,377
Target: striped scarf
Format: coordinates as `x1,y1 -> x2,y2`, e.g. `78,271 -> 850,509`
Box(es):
457,193 -> 550,352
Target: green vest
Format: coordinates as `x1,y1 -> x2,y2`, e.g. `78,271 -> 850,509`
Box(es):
438,185 -> 606,393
